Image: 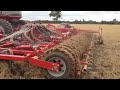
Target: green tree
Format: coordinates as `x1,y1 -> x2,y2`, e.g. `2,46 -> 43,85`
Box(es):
74,19 -> 79,24
113,18 -> 118,24
83,18 -> 85,22
49,11 -> 62,21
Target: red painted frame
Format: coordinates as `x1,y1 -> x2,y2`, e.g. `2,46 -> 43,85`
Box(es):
0,40 -> 60,72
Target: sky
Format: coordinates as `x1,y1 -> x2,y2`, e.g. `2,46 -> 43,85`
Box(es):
21,11 -> 120,22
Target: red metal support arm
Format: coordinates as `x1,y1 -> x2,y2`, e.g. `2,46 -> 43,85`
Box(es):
0,54 -> 26,61
29,57 -> 59,72
0,53 -> 59,72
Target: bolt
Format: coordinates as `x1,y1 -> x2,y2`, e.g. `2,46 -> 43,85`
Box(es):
83,69 -> 87,72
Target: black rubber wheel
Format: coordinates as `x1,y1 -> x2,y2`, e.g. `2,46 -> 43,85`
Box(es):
0,19 -> 13,35
43,51 -> 73,79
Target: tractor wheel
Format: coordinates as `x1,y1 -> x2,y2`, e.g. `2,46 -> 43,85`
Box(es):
0,19 -> 13,35
43,51 -> 73,79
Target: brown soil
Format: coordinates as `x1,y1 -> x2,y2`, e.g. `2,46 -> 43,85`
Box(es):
88,37 -> 120,79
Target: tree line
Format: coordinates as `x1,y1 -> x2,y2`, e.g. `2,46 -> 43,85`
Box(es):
33,18 -> 120,24
33,11 -> 120,24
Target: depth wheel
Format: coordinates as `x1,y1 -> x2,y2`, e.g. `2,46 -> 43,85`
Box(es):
43,52 -> 73,79
0,19 -> 13,35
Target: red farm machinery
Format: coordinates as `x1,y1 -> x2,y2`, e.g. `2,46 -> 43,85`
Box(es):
0,11 -> 103,79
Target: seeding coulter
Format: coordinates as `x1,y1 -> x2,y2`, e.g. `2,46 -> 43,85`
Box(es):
0,11 -> 103,79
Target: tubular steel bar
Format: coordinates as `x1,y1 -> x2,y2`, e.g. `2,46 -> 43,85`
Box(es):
29,57 -> 59,72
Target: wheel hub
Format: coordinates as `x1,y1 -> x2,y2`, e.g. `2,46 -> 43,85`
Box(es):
48,57 -> 66,77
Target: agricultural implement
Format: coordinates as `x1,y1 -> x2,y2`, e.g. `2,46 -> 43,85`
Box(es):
0,11 -> 103,79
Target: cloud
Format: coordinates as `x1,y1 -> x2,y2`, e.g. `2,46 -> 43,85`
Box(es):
22,11 -> 51,20
21,11 -> 120,21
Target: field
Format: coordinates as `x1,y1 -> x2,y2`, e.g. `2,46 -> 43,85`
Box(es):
0,24 -> 120,79
74,24 -> 120,79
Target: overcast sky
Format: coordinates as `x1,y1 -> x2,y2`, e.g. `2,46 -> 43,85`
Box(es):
21,11 -> 120,22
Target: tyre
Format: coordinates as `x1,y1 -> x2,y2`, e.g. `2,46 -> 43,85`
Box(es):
0,19 -> 13,35
43,51 -> 73,79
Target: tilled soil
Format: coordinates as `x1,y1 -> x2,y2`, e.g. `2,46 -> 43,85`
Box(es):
87,39 -> 120,79
0,61 -> 12,79
0,61 -> 45,79
85,25 -> 120,79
